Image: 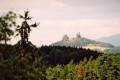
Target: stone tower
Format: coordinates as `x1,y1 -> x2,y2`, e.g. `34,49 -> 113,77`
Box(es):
62,34 -> 69,41
76,32 -> 81,39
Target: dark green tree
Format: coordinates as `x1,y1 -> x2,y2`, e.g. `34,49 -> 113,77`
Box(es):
0,51 -> 47,80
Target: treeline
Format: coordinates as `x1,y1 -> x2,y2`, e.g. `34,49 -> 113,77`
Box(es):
0,45 -> 120,79
46,54 -> 120,80
38,46 -> 102,66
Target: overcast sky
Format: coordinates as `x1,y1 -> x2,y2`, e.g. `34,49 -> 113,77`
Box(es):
0,0 -> 120,46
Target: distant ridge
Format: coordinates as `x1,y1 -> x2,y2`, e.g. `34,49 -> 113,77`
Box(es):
52,33 -> 116,53
96,33 -> 120,46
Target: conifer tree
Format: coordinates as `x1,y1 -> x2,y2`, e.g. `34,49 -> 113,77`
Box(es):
16,10 -> 39,51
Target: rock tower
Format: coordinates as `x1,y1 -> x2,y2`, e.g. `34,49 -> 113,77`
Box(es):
76,32 -> 81,39
62,34 -> 69,41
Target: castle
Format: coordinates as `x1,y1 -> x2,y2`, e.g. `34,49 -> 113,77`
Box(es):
62,32 -> 81,41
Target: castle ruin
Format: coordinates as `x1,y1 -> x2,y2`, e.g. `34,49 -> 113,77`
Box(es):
62,34 -> 69,41
62,32 -> 81,41
76,32 -> 81,39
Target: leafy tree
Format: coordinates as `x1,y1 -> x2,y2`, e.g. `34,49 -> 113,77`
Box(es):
79,54 -> 120,80
46,61 -> 79,80
0,11 -> 16,59
0,11 -> 16,45
46,54 -> 120,80
92,54 -> 120,80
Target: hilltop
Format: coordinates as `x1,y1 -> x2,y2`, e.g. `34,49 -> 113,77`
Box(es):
52,33 -> 120,53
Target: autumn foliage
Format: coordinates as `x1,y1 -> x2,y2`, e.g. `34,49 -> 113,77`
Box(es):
78,66 -> 85,77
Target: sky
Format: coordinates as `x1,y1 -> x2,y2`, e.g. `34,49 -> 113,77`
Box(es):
0,0 -> 120,46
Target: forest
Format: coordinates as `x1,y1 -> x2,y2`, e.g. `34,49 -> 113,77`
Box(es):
0,11 -> 120,80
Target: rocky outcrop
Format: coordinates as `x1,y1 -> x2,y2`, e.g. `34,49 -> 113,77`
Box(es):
76,32 -> 81,39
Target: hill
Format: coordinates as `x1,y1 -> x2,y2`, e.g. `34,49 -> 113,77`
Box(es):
38,46 -> 102,66
96,33 -> 120,46
52,33 -> 120,53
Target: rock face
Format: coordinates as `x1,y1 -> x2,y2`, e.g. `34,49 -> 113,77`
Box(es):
62,34 -> 69,41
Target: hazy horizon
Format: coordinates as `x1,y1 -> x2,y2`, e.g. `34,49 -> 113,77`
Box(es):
0,0 -> 120,46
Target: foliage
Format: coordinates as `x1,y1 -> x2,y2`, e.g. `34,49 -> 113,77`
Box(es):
80,54 -> 120,80
46,61 -> 79,80
0,11 -> 17,44
0,51 -> 47,80
46,54 -> 120,80
0,44 -> 13,59
38,46 -> 101,66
